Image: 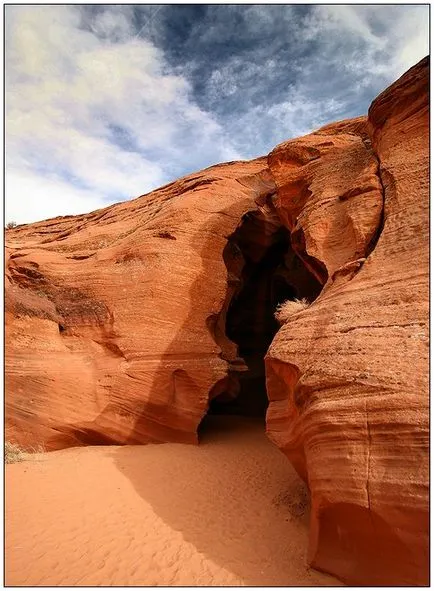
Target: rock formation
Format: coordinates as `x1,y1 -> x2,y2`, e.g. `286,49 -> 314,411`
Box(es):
5,57 -> 429,585
6,159 -> 278,448
266,57 -> 429,585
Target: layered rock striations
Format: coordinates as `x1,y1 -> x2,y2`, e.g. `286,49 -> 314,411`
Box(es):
266,57 -> 429,585
6,159 -> 279,449
5,57 -> 429,585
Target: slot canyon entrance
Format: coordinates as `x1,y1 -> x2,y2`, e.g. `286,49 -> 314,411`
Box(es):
200,205 -> 323,436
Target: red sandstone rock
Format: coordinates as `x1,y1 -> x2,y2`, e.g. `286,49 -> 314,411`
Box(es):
5,160 -> 276,449
266,57 -> 429,585
5,58 -> 429,586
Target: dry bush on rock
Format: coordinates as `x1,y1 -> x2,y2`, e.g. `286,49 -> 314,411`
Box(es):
5,442 -> 25,463
275,298 -> 309,324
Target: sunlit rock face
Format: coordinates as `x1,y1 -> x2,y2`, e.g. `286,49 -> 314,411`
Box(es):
5,158 -> 278,449
5,57 -> 428,586
266,57 -> 429,585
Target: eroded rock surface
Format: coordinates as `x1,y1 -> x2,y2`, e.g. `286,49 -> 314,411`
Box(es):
5,58 -> 429,586
266,57 -> 429,585
6,159 -> 276,449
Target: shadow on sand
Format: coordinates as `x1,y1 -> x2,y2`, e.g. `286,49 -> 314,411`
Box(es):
107,199 -> 331,585
110,416 -> 328,586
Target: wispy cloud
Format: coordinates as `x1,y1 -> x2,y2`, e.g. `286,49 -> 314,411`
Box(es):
192,5 -> 429,155
5,5 -> 429,224
5,5 -> 239,224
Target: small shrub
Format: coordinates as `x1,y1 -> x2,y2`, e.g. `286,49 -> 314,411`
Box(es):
275,298 -> 309,324
5,442 -> 25,464
6,221 -> 17,229
4,442 -> 45,463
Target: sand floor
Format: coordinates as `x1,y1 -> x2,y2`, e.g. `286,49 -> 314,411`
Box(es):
6,416 -> 340,586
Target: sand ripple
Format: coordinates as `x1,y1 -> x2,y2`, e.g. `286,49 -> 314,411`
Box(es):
6,416 -> 340,586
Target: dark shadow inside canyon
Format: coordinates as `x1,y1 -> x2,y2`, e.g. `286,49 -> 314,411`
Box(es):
199,206 -> 322,437
44,195 -> 323,450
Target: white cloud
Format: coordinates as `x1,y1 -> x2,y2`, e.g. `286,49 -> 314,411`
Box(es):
306,5 -> 384,47
228,90 -> 347,157
6,168 -> 113,225
305,5 -> 428,78
198,5 -> 429,158
391,7 -> 429,76
5,5 -> 240,224
89,7 -> 136,42
5,5 -> 429,225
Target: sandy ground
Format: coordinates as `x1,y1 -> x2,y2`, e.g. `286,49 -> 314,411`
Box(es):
6,416 -> 340,586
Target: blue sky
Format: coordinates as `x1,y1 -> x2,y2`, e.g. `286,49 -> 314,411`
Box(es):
5,4 -> 429,224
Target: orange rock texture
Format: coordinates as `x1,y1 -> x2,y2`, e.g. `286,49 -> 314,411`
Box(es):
6,158 -> 276,448
266,57 -> 429,585
5,57 -> 428,585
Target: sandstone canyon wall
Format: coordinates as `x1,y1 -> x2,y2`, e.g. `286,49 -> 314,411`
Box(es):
266,57 -> 429,585
6,159 -> 277,448
5,57 -> 429,585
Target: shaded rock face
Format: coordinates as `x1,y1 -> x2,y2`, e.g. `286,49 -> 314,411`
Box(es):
6,160 -> 280,448
206,208 -> 321,419
265,57 -> 429,585
5,58 -> 428,585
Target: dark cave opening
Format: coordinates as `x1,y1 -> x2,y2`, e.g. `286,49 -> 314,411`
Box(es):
202,207 -> 323,429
